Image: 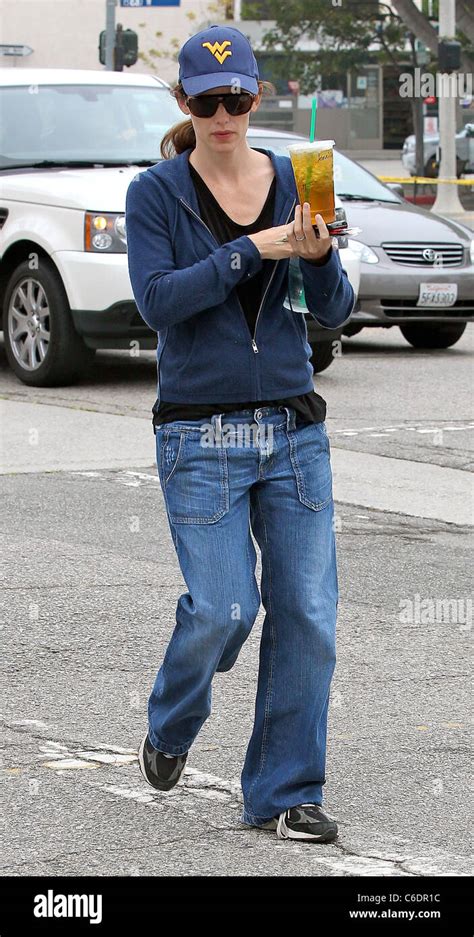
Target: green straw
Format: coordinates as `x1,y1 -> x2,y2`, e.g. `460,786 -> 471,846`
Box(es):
309,96 -> 317,143
304,96 -> 318,204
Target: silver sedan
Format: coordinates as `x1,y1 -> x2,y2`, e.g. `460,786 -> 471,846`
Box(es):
248,127 -> 474,351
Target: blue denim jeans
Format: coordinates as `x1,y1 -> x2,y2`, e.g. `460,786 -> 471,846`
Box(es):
149,405 -> 338,826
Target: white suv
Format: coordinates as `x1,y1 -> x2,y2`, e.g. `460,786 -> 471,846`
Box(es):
0,68 -> 360,386
0,68 -> 184,385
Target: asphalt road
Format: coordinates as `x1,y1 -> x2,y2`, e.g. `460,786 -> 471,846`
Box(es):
1,325 -> 472,877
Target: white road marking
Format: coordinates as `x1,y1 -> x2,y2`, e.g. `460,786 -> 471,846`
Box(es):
76,751 -> 137,764
44,759 -> 101,771
72,471 -> 103,477
39,742 -> 243,799
333,421 -> 474,438
123,471 -> 159,482
183,767 -> 242,800
286,852 -> 469,877
72,469 -> 160,487
101,785 -> 155,805
13,719 -> 50,728
39,742 -> 137,766
306,855 -> 414,876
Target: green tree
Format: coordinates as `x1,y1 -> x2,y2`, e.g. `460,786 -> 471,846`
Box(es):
245,0 -> 409,94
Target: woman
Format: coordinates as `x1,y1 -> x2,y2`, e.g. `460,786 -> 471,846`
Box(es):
126,24 -> 355,842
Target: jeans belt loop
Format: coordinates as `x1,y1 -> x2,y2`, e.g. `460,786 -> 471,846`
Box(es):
282,405 -> 295,433
213,412 -> 223,447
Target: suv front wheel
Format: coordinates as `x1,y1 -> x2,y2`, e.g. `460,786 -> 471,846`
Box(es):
3,259 -> 95,386
310,340 -> 337,372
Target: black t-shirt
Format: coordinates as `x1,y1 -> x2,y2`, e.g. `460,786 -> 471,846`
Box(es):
152,159 -> 327,430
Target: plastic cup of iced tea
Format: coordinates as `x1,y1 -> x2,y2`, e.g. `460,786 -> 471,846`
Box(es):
287,140 -> 336,227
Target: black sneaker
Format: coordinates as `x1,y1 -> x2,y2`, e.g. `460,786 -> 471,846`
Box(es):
276,803 -> 338,842
138,732 -> 188,791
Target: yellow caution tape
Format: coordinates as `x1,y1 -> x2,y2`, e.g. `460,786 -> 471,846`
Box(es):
378,175 -> 474,185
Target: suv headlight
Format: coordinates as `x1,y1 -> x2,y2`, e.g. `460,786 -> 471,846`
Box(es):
84,212 -> 127,253
347,239 -> 379,264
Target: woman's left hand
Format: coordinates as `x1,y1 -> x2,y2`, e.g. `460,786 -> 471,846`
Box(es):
287,203 -> 333,263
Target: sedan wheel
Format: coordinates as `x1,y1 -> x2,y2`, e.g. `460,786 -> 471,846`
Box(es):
399,322 -> 466,349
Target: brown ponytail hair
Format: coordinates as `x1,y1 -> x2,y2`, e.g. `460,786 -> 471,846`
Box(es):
160,79 -> 277,160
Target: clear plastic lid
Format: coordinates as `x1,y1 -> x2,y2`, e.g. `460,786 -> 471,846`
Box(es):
287,140 -> 335,152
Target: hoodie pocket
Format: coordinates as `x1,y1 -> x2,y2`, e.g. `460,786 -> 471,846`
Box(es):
156,429 -> 230,524
284,302 -> 311,355
288,421 -> 333,511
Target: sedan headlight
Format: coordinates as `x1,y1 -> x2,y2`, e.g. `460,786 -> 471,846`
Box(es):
84,212 -> 127,253
347,239 -> 379,264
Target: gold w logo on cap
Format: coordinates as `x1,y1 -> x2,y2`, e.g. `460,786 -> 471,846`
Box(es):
201,40 -> 232,65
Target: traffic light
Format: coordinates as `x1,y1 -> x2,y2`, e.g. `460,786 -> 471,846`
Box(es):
98,27 -> 138,69
99,30 -> 107,66
438,39 -> 461,73
121,29 -> 138,67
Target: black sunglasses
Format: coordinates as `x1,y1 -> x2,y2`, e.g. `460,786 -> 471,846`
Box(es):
184,92 -> 255,118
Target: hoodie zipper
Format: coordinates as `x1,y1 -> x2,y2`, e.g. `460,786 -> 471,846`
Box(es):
250,197 -> 296,353
178,198 -> 250,338
179,196 -> 296,354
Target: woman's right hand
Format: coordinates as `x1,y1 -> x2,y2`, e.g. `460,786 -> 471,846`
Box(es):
246,221 -> 296,261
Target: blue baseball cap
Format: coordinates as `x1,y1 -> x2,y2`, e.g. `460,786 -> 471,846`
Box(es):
178,24 -> 259,96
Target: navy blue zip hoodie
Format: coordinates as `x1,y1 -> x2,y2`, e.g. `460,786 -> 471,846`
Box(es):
125,146 -> 355,404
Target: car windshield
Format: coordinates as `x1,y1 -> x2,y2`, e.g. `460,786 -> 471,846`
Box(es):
0,83 -> 183,168
248,136 -> 400,203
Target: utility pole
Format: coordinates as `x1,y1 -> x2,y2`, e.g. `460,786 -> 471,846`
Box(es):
408,32 -> 426,177
105,0 -> 116,72
432,0 -> 464,215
